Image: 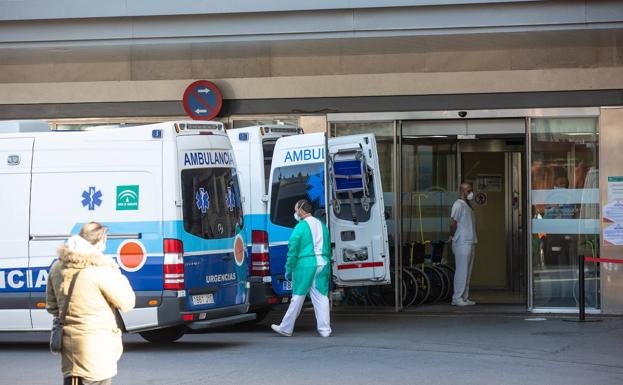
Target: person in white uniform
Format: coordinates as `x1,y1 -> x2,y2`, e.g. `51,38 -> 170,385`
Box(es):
271,199 -> 332,337
449,181 -> 478,306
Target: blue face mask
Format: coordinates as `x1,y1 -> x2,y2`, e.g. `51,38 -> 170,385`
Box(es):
294,212 -> 301,222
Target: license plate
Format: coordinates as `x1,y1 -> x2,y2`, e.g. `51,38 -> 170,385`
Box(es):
191,294 -> 215,305
282,281 -> 292,291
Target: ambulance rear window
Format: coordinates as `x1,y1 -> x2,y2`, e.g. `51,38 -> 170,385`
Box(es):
270,163 -> 325,228
262,139 -> 277,194
181,168 -> 244,239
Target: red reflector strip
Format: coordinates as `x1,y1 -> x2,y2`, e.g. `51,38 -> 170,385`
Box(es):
182,314 -> 193,321
337,262 -> 384,270
585,257 -> 623,264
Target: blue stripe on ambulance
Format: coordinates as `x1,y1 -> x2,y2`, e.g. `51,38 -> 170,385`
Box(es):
0,221 -> 248,310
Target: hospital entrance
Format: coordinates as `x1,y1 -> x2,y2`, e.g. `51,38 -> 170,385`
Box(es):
330,114 -> 600,312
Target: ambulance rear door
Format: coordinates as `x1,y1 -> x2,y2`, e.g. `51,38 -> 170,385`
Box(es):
0,137 -> 34,329
176,130 -> 247,314
328,134 -> 391,286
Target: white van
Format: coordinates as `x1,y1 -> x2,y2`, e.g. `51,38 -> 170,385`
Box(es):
227,125 -> 302,319
0,120 -> 253,343
267,132 -> 391,291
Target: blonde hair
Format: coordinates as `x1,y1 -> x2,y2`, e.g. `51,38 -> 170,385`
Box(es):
79,222 -> 108,245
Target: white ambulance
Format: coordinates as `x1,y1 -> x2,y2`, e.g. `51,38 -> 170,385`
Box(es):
0,120 -> 253,343
227,124 -> 303,320
229,126 -> 391,319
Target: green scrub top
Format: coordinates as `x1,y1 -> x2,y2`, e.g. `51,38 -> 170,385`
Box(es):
285,218 -> 332,296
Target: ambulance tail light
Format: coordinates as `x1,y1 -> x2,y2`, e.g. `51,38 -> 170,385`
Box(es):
163,239 -> 185,290
251,230 -> 270,276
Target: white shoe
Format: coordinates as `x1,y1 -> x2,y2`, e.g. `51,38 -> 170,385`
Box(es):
463,299 -> 476,306
271,324 -> 292,337
451,298 -> 469,306
319,332 -> 331,338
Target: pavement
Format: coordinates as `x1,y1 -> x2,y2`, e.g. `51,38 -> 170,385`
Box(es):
1,309 -> 622,385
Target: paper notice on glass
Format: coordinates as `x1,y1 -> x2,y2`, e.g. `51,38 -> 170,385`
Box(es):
476,174 -> 502,192
603,201 -> 623,223
607,176 -> 623,202
603,223 -> 623,246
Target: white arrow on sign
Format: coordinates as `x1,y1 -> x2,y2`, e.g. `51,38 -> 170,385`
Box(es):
195,108 -> 208,114
197,88 -> 211,94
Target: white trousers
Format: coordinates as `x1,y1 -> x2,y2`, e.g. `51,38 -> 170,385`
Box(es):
452,243 -> 475,302
279,265 -> 331,336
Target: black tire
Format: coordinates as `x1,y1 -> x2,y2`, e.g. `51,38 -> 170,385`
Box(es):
409,267 -> 431,306
376,269 -> 415,307
401,268 -> 419,307
374,281 -> 396,306
424,266 -> 446,304
139,326 -> 186,343
344,286 -> 370,306
436,264 -> 455,302
367,285 -> 390,306
240,307 -> 271,325
378,276 -> 399,306
433,265 -> 451,303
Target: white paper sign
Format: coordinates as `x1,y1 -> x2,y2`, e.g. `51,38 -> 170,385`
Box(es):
607,176 -> 623,202
604,223 -> 623,246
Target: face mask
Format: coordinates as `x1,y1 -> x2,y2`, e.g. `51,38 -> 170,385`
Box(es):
293,212 -> 301,222
466,192 -> 475,201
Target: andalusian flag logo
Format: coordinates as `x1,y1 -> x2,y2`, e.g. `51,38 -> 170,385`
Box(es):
116,185 -> 139,211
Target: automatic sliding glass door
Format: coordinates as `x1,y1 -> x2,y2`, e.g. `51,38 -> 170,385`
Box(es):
529,117 -> 600,310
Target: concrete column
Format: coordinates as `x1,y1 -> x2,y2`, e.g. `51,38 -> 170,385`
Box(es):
599,107 -> 623,315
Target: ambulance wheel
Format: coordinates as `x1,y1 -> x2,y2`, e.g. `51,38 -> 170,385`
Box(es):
366,285 -> 388,306
239,307 -> 271,325
377,268 -> 417,307
252,307 -> 271,323
139,326 -> 186,343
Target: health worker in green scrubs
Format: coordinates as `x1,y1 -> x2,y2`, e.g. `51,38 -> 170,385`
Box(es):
271,199 -> 332,337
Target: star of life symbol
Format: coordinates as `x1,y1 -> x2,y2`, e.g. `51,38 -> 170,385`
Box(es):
195,187 -> 210,214
81,186 -> 103,211
307,169 -> 325,207
225,187 -> 235,211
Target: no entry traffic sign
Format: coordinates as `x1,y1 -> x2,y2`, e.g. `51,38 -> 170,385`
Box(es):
182,80 -> 223,120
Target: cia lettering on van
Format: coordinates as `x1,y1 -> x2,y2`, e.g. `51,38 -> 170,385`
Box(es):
184,151 -> 233,167
284,147 -> 325,163
0,268 -> 48,292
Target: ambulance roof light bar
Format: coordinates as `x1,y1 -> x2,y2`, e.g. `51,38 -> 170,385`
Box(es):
260,125 -> 303,135
174,121 -> 225,134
